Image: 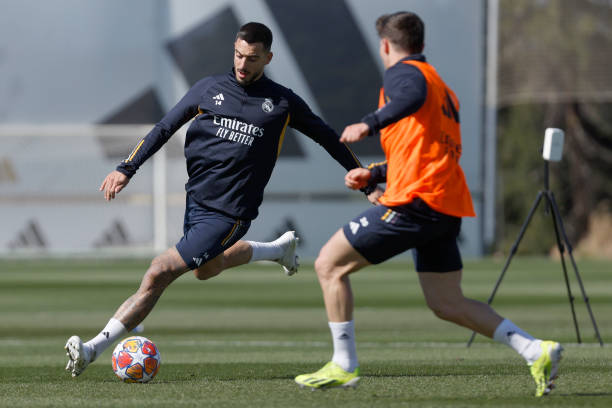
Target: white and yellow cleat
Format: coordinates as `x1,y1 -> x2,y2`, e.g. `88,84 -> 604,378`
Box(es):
295,362 -> 360,390
64,335 -> 93,377
277,231 -> 299,276
529,340 -> 563,397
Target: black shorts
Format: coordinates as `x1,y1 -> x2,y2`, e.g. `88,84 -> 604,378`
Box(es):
342,198 -> 462,272
176,194 -> 250,270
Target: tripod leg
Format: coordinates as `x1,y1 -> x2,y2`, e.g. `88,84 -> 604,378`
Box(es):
467,192 -> 545,347
548,192 -> 604,346
546,192 -> 582,343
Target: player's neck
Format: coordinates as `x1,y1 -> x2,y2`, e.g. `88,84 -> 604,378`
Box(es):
386,52 -> 412,69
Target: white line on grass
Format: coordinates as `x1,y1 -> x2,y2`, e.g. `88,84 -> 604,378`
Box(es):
0,338 -> 606,349
169,340 -> 607,349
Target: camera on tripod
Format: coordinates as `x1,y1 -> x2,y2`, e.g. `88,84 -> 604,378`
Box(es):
467,128 -> 603,347
542,128 -> 564,162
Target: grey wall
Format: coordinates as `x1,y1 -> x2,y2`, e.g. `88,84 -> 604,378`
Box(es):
0,0 -> 486,259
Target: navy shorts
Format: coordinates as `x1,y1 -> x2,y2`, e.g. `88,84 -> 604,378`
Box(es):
176,193 -> 250,270
342,198 -> 462,272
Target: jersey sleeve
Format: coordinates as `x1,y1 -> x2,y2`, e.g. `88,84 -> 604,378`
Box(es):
287,90 -> 362,172
116,78 -> 212,178
367,161 -> 387,184
361,63 -> 427,135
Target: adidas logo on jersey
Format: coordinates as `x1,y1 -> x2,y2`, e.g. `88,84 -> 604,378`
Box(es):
193,257 -> 203,267
213,93 -> 225,105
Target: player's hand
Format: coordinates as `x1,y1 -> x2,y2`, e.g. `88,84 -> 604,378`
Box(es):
367,187 -> 384,206
340,122 -> 370,143
100,170 -> 130,201
345,168 -> 371,190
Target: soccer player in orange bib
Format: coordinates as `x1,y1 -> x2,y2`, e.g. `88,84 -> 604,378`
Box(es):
294,11 -> 562,397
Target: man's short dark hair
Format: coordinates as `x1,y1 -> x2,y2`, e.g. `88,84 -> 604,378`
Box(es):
236,22 -> 273,51
376,12 -> 424,54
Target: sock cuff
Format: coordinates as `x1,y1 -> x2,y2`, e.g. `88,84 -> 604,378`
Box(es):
492,318 -> 511,343
108,318 -> 127,332
246,241 -> 259,262
493,318 -> 535,343
328,320 -> 354,329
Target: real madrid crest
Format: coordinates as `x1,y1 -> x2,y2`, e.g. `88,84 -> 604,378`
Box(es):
262,98 -> 274,113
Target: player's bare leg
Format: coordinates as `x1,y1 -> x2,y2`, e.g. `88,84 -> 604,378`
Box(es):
65,247 -> 189,377
193,231 -> 300,280
418,271 -> 563,396
295,229 -> 368,389
315,229 -> 369,322
417,270 -> 502,336
192,241 -> 252,280
114,247 -> 189,330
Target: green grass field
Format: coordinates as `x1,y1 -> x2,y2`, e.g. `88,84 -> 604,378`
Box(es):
0,257 -> 610,407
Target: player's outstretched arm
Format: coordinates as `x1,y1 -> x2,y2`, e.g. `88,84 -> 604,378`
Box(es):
340,122 -> 370,143
100,170 -> 130,201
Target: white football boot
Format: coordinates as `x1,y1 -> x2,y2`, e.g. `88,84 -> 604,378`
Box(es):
277,231 -> 300,276
64,335 -> 93,377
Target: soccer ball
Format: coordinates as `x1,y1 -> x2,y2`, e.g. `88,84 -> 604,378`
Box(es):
112,336 -> 161,383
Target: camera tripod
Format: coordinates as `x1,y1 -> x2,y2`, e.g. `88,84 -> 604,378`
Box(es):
467,161 -> 604,347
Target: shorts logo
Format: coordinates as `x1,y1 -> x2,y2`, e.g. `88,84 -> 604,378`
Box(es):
359,217 -> 369,227
349,217 -> 369,235
262,98 -> 274,113
193,257 -> 203,267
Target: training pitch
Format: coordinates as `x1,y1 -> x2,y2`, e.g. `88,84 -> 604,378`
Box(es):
0,257 -> 611,407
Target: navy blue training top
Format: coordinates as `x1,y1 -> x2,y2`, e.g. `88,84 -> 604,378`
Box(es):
361,54 -> 428,136
117,70 -> 362,220
360,54 -> 429,185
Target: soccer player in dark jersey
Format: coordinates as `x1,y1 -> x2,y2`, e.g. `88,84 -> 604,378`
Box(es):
65,22 -> 364,377
295,12 -> 562,397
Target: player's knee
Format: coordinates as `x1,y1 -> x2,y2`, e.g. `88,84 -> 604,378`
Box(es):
314,253 -> 342,284
193,264 -> 222,280
314,254 -> 330,280
430,306 -> 454,321
142,258 -> 172,291
193,254 -> 225,280
141,264 -> 168,291
426,299 -> 462,322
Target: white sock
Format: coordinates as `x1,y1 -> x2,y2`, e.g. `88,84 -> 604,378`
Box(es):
329,320 -> 358,372
247,233 -> 290,262
84,318 -> 127,362
493,319 -> 542,364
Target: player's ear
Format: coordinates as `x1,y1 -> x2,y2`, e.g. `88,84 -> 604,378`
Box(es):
265,51 -> 273,65
381,38 -> 390,55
